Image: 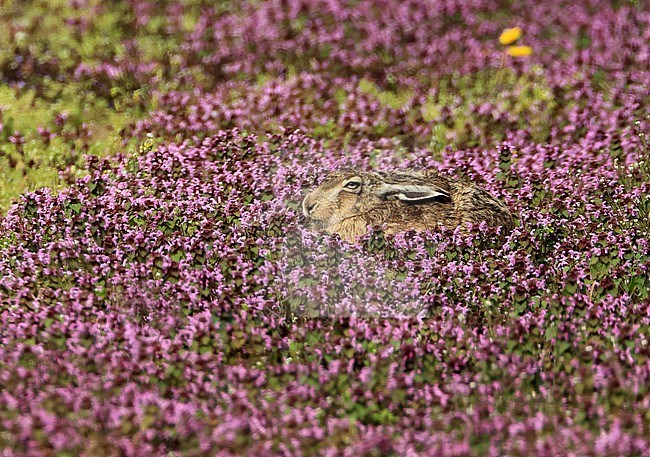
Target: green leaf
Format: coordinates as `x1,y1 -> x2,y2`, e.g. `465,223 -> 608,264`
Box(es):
23,337 -> 36,346
544,323 -> 557,341
556,340 -> 571,355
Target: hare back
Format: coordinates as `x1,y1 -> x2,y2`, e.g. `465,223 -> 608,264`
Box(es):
450,184 -> 515,232
329,198 -> 456,239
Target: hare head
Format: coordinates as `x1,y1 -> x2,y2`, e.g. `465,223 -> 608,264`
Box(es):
302,169 -> 453,240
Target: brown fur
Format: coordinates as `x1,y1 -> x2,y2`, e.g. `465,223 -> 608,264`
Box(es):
302,169 -> 514,240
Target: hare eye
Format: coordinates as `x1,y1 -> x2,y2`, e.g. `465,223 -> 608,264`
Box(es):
344,181 -> 361,190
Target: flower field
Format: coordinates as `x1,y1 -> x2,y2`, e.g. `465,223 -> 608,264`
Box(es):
0,0 -> 649,455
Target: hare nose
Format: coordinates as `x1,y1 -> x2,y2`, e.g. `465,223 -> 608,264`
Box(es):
303,198 -> 317,217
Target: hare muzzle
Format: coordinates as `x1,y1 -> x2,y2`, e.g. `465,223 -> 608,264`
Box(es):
302,195 -> 318,218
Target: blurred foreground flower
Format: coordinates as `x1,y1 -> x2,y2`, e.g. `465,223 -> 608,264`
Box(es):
499,27 -> 522,45
506,45 -> 533,57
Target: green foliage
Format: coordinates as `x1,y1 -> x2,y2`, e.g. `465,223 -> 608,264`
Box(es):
422,66 -> 558,147
0,0 -> 222,210
0,85 -> 134,208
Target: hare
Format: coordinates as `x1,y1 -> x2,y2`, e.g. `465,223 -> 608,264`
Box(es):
302,169 -> 514,240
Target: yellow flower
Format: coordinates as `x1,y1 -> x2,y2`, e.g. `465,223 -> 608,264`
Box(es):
506,45 -> 533,57
499,27 -> 522,45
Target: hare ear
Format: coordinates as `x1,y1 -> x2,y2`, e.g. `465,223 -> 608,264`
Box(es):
378,183 -> 449,202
